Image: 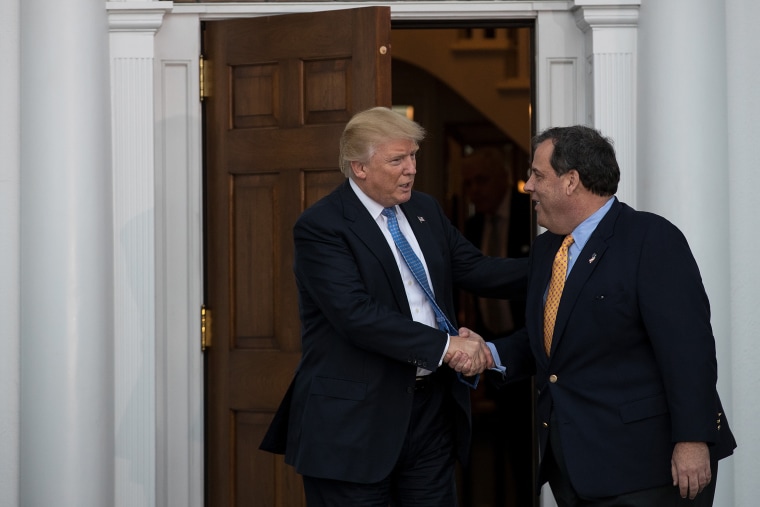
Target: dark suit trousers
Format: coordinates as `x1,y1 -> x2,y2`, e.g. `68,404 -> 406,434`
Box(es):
545,412 -> 718,507
303,370 -> 458,507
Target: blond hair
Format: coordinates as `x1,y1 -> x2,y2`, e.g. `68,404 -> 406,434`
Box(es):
339,107 -> 426,177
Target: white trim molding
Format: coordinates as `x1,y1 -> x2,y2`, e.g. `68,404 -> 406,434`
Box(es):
107,2 -> 173,506
572,0 -> 640,206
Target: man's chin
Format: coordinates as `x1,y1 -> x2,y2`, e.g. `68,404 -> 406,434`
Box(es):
396,192 -> 412,204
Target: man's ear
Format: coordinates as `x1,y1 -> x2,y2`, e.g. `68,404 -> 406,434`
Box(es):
351,160 -> 366,180
565,169 -> 580,195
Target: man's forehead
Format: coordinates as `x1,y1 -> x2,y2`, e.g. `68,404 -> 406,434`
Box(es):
376,140 -> 418,153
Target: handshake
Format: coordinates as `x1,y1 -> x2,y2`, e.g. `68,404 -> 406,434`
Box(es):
443,328 -> 495,377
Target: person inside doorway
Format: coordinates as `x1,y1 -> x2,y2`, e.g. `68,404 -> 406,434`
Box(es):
460,145 -> 535,507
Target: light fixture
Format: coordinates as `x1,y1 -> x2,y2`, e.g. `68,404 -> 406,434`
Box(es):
391,105 -> 414,121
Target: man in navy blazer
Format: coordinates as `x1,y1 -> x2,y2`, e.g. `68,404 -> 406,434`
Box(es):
481,125 -> 736,506
260,107 -> 527,506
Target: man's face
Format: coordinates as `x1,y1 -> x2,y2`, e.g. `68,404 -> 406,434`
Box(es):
352,139 -> 418,208
524,139 -> 572,233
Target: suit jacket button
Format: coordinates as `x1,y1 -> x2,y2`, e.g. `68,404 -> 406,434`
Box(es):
549,374 -> 558,383
542,421 -> 549,428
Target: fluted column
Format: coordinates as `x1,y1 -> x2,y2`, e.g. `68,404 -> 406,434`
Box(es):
573,0 -> 640,206
19,0 -> 114,505
108,3 -> 171,507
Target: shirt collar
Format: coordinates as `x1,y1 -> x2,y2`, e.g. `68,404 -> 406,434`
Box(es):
569,196 -> 615,254
349,178 -> 392,220
348,178 -> 399,221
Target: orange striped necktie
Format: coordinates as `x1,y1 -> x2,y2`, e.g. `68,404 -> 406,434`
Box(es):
543,234 -> 574,356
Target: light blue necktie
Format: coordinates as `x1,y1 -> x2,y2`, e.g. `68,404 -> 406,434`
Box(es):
382,207 -> 458,336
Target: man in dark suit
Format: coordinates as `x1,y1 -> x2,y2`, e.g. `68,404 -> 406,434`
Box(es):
472,125 -> 736,506
260,107 -> 528,506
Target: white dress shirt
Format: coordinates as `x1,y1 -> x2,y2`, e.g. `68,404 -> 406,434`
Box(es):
349,179 -> 449,374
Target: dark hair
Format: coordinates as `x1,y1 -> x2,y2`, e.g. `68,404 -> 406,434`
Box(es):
532,125 -> 619,196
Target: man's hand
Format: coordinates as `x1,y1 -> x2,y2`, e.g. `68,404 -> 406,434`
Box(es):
671,441 -> 711,499
444,328 -> 494,376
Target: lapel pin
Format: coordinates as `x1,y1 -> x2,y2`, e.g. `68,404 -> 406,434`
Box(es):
418,216 -> 425,223
589,253 -> 597,264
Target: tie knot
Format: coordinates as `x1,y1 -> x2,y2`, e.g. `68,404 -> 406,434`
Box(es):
562,234 -> 574,249
382,207 -> 396,219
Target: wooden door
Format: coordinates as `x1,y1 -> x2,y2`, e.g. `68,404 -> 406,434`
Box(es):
202,8 -> 392,506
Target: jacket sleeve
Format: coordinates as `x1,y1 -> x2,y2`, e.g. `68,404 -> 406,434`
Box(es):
636,216 -> 720,444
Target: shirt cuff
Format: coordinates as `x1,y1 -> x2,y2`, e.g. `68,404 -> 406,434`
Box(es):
438,334 -> 451,367
486,342 -> 506,375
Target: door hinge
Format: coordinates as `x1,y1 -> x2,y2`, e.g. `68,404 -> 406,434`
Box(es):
201,305 -> 212,351
199,54 -> 208,102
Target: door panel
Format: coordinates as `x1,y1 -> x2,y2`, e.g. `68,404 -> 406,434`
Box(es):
203,7 -> 391,506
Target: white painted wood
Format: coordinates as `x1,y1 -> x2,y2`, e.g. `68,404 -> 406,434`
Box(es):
153,12 -> 205,507
108,4 -> 170,507
574,0 -> 640,207
535,10 -> 588,130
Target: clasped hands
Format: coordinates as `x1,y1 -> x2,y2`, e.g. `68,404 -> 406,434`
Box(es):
443,327 -> 494,377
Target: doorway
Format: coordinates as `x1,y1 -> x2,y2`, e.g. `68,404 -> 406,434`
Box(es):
391,24 -> 537,507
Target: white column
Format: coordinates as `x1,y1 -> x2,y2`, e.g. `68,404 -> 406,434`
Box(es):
573,0 -> 640,207
637,0 -> 733,504
108,3 -> 171,507
19,0 -> 114,505
725,0 -> 760,504
0,1 -> 20,506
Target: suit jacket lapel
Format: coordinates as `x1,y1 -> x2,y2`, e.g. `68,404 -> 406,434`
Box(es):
548,199 -> 621,357
338,182 -> 410,313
